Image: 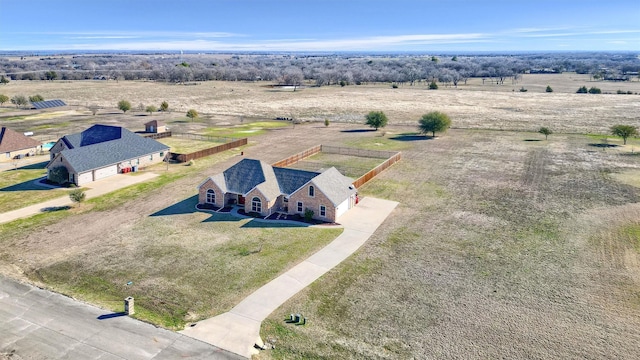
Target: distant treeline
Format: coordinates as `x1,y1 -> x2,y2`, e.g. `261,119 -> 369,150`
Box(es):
1,52 -> 638,85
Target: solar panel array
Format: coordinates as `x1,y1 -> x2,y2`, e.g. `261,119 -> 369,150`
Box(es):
31,99 -> 66,109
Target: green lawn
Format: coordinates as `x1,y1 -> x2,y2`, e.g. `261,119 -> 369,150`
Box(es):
203,121 -> 289,138
0,162 -> 74,212
158,137 -> 225,154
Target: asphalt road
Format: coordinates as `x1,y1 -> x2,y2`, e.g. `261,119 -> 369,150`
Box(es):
0,276 -> 242,360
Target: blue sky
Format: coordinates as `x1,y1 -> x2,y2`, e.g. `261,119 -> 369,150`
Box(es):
0,0 -> 638,52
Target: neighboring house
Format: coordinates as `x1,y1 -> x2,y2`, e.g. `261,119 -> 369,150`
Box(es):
198,158 -> 358,222
0,127 -> 42,162
144,120 -> 167,133
46,124 -> 169,185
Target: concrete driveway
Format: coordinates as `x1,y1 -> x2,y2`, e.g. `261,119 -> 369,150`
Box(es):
180,197 -> 399,358
0,276 -> 242,360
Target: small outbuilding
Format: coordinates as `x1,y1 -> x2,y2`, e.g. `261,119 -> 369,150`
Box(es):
0,127 -> 42,162
144,120 -> 167,134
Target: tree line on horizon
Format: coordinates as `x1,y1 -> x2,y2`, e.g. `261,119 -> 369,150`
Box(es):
0,52 -> 638,86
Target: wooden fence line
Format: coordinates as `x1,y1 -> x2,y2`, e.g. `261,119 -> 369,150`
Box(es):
171,138 -> 247,163
142,131 -> 172,140
271,145 -> 322,167
353,152 -> 402,188
320,145 -> 398,159
272,144 -> 402,189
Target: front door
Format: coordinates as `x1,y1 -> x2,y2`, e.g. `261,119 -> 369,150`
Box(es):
238,195 -> 245,205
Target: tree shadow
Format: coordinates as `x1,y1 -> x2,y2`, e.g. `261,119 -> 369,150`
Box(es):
41,205 -> 71,212
340,129 -> 377,133
390,133 -> 431,141
588,143 -> 619,148
150,195 -> 198,216
97,312 -> 126,320
523,139 -> 542,142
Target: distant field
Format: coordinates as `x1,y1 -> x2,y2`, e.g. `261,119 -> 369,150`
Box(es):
0,73 -> 638,137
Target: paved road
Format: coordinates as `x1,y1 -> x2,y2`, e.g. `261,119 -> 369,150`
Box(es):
180,197 -> 399,358
0,276 -> 242,360
0,173 -> 158,225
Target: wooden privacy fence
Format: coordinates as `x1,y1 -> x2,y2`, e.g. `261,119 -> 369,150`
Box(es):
142,131 -> 172,140
272,144 -> 401,188
352,151 -> 402,188
271,145 -> 322,167
171,138 -> 247,163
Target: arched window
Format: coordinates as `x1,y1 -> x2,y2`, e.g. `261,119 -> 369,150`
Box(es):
309,185 -> 315,197
251,197 -> 262,213
206,189 -> 215,204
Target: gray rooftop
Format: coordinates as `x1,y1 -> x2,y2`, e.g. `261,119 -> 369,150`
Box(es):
209,158 -> 355,205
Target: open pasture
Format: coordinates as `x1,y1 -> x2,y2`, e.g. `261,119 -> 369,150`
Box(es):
0,73 -> 639,137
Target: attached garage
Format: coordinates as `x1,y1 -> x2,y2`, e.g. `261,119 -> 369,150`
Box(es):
77,171 -> 93,185
93,165 -> 118,181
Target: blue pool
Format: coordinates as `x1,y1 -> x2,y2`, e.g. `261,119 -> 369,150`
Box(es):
42,141 -> 56,151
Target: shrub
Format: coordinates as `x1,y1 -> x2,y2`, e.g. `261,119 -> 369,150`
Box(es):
69,189 -> 86,205
304,208 -> 314,222
324,118 -> 330,127
588,87 -> 601,94
519,87 -> 528,92
545,85 -> 553,92
29,94 -> 44,102
577,86 -> 588,93
429,81 -> 438,90
48,166 -> 69,184
391,83 -> 398,89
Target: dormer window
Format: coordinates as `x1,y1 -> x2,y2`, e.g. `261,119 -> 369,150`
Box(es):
309,185 -> 315,197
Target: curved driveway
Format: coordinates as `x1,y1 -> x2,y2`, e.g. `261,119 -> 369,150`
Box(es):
180,197 -> 398,358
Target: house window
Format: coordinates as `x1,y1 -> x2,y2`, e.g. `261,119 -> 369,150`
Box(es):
283,197 -> 288,203
160,152 -> 164,157
251,197 -> 262,213
308,185 -> 315,197
206,189 -> 215,204
297,201 -> 303,212
320,205 -> 326,217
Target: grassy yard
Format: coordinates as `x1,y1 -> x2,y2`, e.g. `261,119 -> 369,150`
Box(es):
290,152 -> 384,179
34,209 -> 342,329
0,162 -> 75,212
258,130 -> 640,359
202,121 -> 290,138
158,137 -> 225,154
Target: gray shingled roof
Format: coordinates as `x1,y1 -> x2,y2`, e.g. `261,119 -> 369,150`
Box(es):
222,159 -> 267,194
309,167 -> 357,206
48,125 -> 169,173
206,158 -> 355,206
273,167 -> 320,194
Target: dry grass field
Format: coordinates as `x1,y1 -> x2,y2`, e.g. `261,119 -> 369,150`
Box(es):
1,75 -> 640,358
1,73 -> 639,137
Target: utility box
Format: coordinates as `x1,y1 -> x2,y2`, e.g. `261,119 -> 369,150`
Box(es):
124,296 -> 135,315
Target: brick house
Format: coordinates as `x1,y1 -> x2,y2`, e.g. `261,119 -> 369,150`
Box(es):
198,158 -> 358,222
46,124 -> 169,185
0,127 -> 42,162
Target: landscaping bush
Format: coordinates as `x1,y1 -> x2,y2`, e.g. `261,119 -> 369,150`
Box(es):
48,166 -> 69,185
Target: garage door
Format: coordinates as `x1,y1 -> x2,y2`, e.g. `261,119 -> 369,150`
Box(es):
93,165 -> 118,181
77,171 -> 93,185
